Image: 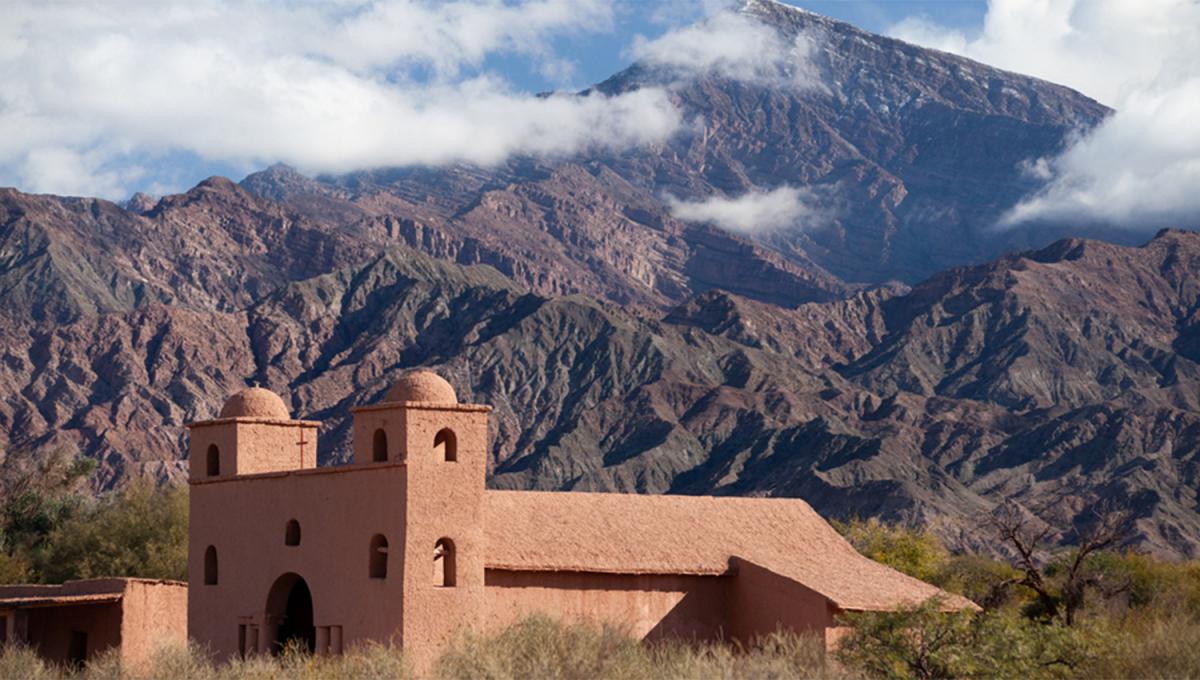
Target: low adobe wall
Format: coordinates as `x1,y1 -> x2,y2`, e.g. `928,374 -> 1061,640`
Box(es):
727,558 -> 837,645
0,579 -> 186,669
483,569 -> 731,641
120,580 -> 188,670
483,564 -> 837,646
25,602 -> 122,665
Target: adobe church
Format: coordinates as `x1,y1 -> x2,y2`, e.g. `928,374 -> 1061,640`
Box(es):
187,371 -> 971,670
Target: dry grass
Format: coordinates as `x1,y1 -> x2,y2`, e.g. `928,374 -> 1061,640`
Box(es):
0,618 -> 852,680
1082,615 -> 1200,680
0,640 -> 414,680
8,612 -> 1198,680
435,615 -> 854,679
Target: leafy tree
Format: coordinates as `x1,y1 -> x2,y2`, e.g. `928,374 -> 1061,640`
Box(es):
0,446 -> 94,582
0,551 -> 29,584
835,518 -> 949,584
837,518 -> 1022,610
37,480 -> 188,582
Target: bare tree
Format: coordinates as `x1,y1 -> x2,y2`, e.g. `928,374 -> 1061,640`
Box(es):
988,504 -> 1060,620
1058,504 -> 1132,625
987,502 -> 1131,625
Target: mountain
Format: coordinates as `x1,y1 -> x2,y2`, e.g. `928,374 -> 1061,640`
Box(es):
3,223 -> 1200,556
1,1 -> 1199,558
242,0 -> 1115,290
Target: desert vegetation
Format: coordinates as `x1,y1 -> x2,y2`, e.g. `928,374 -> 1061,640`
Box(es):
0,448 -> 187,584
2,450 -> 1200,678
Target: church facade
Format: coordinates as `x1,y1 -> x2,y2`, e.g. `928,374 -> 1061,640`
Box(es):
187,371 -> 970,670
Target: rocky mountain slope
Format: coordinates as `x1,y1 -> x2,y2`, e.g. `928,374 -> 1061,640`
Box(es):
3,221 -> 1200,556
1,1 -> 1198,558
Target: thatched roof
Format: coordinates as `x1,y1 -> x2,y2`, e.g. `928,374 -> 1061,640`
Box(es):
483,490 -> 976,612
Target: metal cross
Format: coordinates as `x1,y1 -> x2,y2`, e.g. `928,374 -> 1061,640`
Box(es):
296,428 -> 308,466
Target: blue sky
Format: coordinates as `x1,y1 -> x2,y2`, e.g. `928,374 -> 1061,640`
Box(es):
497,1 -> 989,93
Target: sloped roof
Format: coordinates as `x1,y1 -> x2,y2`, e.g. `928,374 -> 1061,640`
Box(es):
483,490 -> 975,612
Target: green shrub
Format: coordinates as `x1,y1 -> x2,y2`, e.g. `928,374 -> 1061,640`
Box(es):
37,480 -> 188,583
932,553 -> 1022,609
0,447 -> 94,563
1082,551 -> 1200,619
836,599 -> 1106,680
836,519 -> 949,584
0,550 -> 30,585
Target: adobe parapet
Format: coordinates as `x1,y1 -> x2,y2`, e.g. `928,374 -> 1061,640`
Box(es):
351,402 -> 491,414
189,416 -> 323,428
189,459 -> 407,486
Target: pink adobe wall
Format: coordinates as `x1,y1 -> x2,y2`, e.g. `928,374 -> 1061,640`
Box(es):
189,396 -> 492,672
189,420 -> 318,479
25,602 -> 122,665
727,558 -> 835,643
188,464 -> 410,661
234,422 -> 318,475
391,405 -> 489,673
119,581 -> 188,670
483,570 -> 732,642
188,424 -> 236,480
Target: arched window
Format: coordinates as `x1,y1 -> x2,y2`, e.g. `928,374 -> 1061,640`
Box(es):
372,429 -> 388,463
206,444 -> 220,477
369,535 -> 388,579
204,545 -> 218,585
434,538 -> 456,587
434,428 -> 457,463
285,519 -> 301,546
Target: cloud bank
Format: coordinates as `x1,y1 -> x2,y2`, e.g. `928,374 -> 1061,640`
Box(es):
628,10 -> 820,88
666,186 -> 822,235
891,0 -> 1200,229
0,0 -> 681,198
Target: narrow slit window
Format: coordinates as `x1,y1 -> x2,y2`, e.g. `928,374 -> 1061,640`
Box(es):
285,519 -> 301,546
206,444 -> 220,477
369,534 -> 388,579
434,538 -> 456,587
204,545 -> 218,585
372,429 -> 388,463
434,428 -> 457,462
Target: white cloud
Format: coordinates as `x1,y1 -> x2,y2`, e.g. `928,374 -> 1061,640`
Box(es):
628,10 -> 821,87
890,0 -> 1200,230
666,186 -> 823,234
0,0 -> 680,198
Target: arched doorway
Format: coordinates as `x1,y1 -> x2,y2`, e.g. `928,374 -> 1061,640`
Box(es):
265,573 -> 315,655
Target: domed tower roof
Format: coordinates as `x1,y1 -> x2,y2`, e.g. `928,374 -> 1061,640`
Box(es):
219,387 -> 291,420
385,370 -> 457,404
